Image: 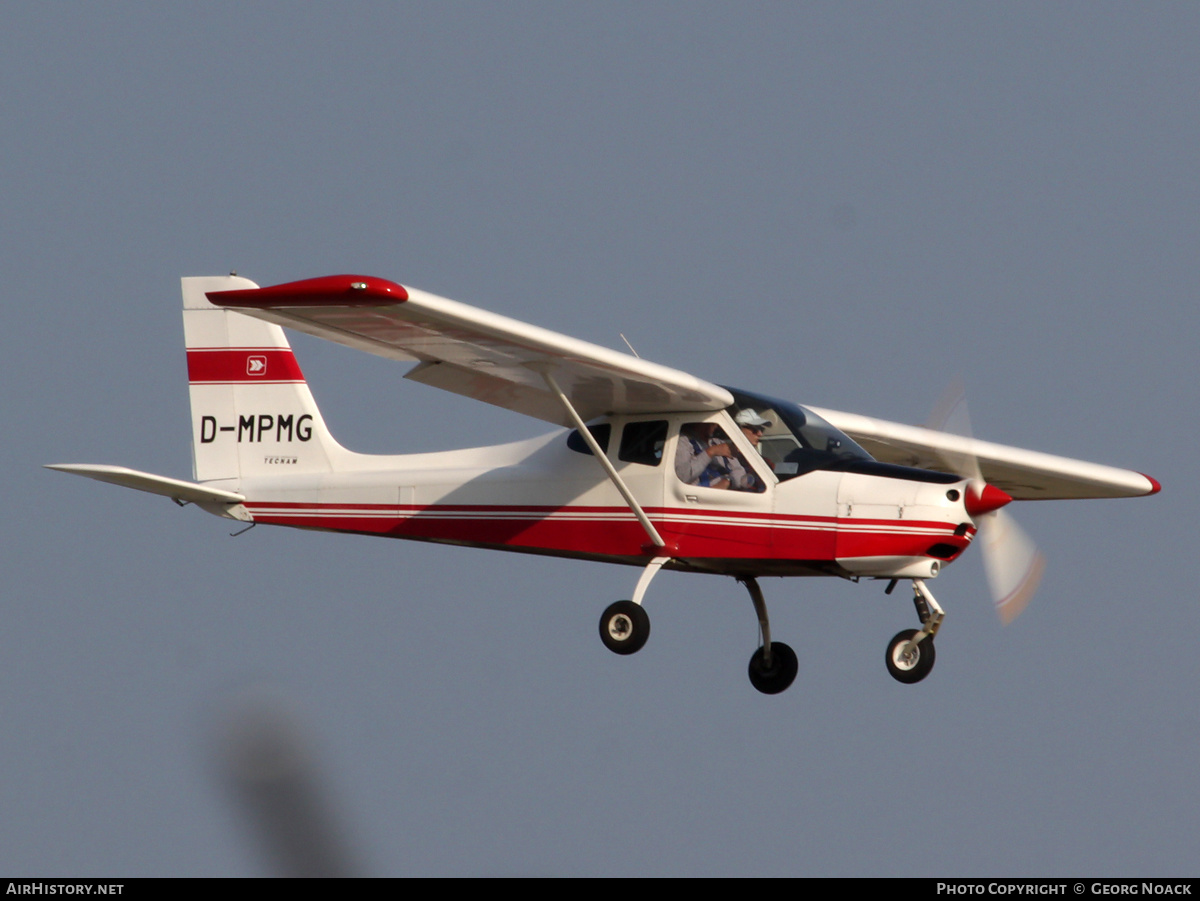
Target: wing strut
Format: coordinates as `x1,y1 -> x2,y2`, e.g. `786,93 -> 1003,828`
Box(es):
540,369 -> 667,551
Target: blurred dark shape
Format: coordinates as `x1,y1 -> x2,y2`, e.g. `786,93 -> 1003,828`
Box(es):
216,688 -> 360,877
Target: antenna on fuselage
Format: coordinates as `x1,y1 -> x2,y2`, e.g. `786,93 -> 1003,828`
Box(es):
619,334 -> 640,358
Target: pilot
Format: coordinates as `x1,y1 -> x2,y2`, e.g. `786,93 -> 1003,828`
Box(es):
735,408 -> 774,471
676,422 -> 753,490
729,408 -> 775,490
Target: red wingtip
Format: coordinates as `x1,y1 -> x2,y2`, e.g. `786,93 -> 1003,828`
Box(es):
965,483 -> 1013,517
208,274 -> 408,308
1139,473 -> 1162,496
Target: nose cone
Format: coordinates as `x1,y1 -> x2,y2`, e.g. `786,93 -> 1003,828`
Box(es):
965,482 -> 1013,517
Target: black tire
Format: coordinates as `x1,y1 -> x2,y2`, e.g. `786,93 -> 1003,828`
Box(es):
885,629 -> 936,684
747,641 -> 799,695
599,600 -> 650,655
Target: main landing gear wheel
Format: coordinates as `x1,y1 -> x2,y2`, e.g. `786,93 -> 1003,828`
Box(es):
747,641 -> 799,695
599,600 -> 650,655
886,629 -> 936,684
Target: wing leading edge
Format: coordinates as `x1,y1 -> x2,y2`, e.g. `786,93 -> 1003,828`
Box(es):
808,406 -> 1160,501
209,275 -> 732,426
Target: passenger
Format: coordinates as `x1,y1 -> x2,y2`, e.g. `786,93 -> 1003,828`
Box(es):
676,422 -> 754,490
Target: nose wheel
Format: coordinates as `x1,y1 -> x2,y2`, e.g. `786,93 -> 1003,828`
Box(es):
884,578 -> 943,684
886,629 -> 936,683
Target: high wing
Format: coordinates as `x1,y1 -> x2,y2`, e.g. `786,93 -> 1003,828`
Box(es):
209,275 -> 731,426
808,406 -> 1160,501
207,275 -> 1157,501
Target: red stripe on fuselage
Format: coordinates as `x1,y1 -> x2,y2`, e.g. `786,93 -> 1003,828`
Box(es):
241,501 -> 968,563
187,348 -> 304,384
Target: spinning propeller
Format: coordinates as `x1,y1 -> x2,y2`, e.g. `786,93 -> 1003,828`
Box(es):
929,382 -> 1045,624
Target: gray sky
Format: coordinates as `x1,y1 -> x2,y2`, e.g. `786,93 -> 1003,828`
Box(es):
3,2 -> 1197,876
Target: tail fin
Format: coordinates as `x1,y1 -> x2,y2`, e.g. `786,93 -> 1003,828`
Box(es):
183,276 -> 346,484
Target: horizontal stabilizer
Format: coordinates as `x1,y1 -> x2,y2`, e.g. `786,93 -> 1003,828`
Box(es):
45,464 -> 252,520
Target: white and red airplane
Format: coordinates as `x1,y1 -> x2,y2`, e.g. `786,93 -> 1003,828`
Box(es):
49,274 -> 1160,692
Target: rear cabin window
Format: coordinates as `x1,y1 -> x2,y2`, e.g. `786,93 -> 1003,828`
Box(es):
618,420 -> 668,466
566,424 -> 611,456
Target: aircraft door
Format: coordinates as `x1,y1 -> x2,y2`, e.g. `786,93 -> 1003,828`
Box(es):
669,415 -> 773,507
665,414 -> 775,558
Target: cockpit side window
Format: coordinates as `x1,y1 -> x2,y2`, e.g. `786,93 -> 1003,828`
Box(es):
675,421 -> 766,492
723,387 -> 873,480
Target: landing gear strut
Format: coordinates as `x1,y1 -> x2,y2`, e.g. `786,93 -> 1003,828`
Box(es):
741,576 -> 798,695
598,556 -> 669,656
597,562 -> 797,695
885,578 -> 943,684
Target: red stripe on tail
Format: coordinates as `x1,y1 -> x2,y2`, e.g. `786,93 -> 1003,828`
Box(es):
187,348 -> 304,383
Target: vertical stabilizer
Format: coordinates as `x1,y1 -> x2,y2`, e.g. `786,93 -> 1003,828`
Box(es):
183,276 -> 345,484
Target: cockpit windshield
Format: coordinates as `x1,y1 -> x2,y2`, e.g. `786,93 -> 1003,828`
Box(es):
723,387 -> 874,480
